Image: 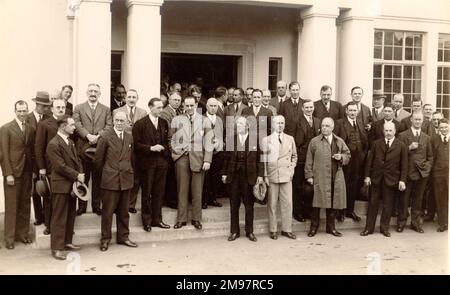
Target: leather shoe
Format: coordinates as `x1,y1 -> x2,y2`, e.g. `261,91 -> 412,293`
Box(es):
281,231 -> 296,239
345,212 -> 362,222
326,229 -> 343,237
202,203 -> 208,209
246,233 -> 257,242
129,208 -> 137,214
307,228 -> 317,237
293,214 -> 306,222
100,242 -> 109,252
20,238 -> 33,244
143,225 -> 152,232
208,200 -> 223,207
6,243 -> 14,250
380,230 -> 391,237
93,208 -> 102,216
43,227 -> 51,235
118,240 -> 138,248
269,232 -> 278,240
51,250 -> 66,260
227,233 -> 240,241
396,225 -> 405,232
174,222 -> 187,229
151,222 -> 171,229
191,220 -> 202,230
410,225 -> 424,233
34,220 -> 43,226
76,208 -> 86,216
360,229 -> 373,236
437,225 -> 448,232
65,243 -> 81,250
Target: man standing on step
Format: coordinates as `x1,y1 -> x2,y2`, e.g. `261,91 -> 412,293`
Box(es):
46,115 -> 83,260
95,111 -> 138,251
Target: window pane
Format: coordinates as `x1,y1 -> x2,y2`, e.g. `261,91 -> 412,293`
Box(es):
413,66 -> 422,79
393,66 -> 402,78
373,65 -> 382,78
404,66 -> 412,79
446,39 -> 450,49
404,94 -> 412,108
269,60 -> 277,75
374,31 -> 383,45
444,67 -> 450,80
438,67 -> 443,80
414,48 -> 422,60
393,80 -> 401,93
394,47 -> 402,60
384,79 -> 392,93
438,50 -> 443,62
437,95 -> 442,107
374,46 -> 382,59
437,81 -> 442,93
445,50 -> 450,62
384,65 -> 392,78
394,32 -> 403,46
404,80 -> 412,93
111,54 -> 121,70
405,34 -> 414,46
405,47 -> 413,60
413,80 -> 421,93
385,31 -> 393,45
414,34 -> 422,47
384,46 -> 393,60
444,81 -> 450,94
443,95 -> 450,108
443,109 -> 449,119
373,79 -> 382,90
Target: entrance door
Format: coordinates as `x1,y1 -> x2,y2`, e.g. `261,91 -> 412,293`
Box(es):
161,53 -> 238,96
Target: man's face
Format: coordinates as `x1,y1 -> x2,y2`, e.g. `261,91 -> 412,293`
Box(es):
411,101 -> 422,112
115,87 -> 126,102
320,89 -> 332,104
52,100 -> 66,117
36,103 -> 50,115
321,119 -> 334,136
383,107 -> 394,121
392,95 -> 404,110
87,85 -> 100,103
246,89 -> 253,100
432,113 -> 443,128
206,100 -> 218,115
351,88 -> 363,103
439,122 -> 449,136
262,91 -> 271,106
125,91 -> 138,107
150,101 -> 164,118
373,97 -> 384,108
184,98 -> 196,116
236,118 -> 248,134
302,102 -> 314,116
192,91 -> 202,104
411,114 -> 423,129
423,105 -> 433,118
290,84 -> 300,99
169,94 -> 181,109
233,90 -> 242,103
15,104 -> 28,122
276,82 -> 287,97
64,118 -> 76,135
61,88 -> 72,101
273,117 -> 285,133
160,94 -> 168,107
114,112 -> 127,132
171,83 -> 181,93
346,105 -> 358,120
383,124 -> 395,139
227,89 -> 235,103
252,91 -> 262,107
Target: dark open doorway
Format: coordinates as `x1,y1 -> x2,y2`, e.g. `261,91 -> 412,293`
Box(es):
161,53 -> 239,96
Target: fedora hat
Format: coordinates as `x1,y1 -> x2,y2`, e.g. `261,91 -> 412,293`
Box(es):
373,89 -> 386,99
35,175 -> 51,198
71,181 -> 89,202
32,91 -> 52,105
253,179 -> 267,202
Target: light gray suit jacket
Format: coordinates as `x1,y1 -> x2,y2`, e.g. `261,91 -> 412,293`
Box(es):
113,105 -> 147,134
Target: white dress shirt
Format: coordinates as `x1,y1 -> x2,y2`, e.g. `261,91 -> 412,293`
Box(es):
149,113 -> 158,129
57,131 -> 70,145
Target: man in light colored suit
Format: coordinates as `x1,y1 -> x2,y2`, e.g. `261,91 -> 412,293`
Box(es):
262,115 -> 298,240
73,83 -> 113,216
392,93 -> 411,122
113,89 -> 147,213
169,97 -> 212,230
270,80 -> 288,113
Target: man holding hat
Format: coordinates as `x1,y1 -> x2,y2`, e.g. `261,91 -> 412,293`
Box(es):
372,90 -> 386,122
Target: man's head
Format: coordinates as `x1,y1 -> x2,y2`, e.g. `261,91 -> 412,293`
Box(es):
382,103 -> 395,121
206,97 -> 219,116
57,115 -> 76,135
276,81 -> 287,97
61,85 -> 73,102
302,99 -> 314,116
289,82 -> 300,99
410,111 -> 424,129
160,93 -> 168,107
383,121 -> 396,140
346,101 -> 359,120
113,111 -> 127,132
245,88 -> 254,102
233,88 -> 244,104
125,89 -> 139,108
214,86 -> 228,104
392,93 -> 404,110
321,117 -> 335,136
87,83 -> 101,103
252,89 -> 263,107
422,104 -> 433,119
114,84 -> 126,102
51,99 -> 66,117
320,85 -> 332,104
439,118 -> 449,136
183,96 -> 197,116
236,116 -> 249,135
373,92 -> 385,108
190,86 -> 202,104
14,100 -> 28,122
148,97 -> 164,118
227,87 -> 235,103
168,92 -> 182,110
170,82 -> 181,94
262,90 -> 271,106
411,97 -> 423,112
272,115 -> 285,134
351,86 -> 364,103
431,112 -> 444,128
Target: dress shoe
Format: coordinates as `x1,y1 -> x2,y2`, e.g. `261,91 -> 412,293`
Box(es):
437,225 -> 448,232
246,233 -> 257,242
191,220 -> 202,230
128,208 -> 137,214
281,231 -> 296,239
43,227 -> 51,235
326,229 -> 343,237
76,208 -> 86,216
151,222 -> 171,229
100,242 -> 109,252
51,250 -> 66,260
143,225 -> 152,232
20,238 -> 33,244
208,200 -> 223,207
93,208 -> 102,216
6,243 -> 14,250
396,225 -> 405,232
345,212 -> 362,222
293,214 -> 306,222
65,243 -> 81,251
34,220 -> 43,226
360,229 -> 373,236
227,233 -> 240,241
380,230 -> 391,237
410,225 -> 424,233
202,203 -> 208,209
118,240 -> 138,248
269,232 -> 278,240
423,215 -> 434,222
174,222 -> 187,229
307,228 -> 317,237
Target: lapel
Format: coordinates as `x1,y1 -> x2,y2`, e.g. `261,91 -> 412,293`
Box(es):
300,115 -> 309,135
84,102 -> 93,122
148,116 -> 158,142
93,104 -> 103,126
11,120 -> 25,143
58,135 -> 79,165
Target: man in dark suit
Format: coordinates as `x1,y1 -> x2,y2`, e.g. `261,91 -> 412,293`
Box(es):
370,103 -> 400,144
399,98 -> 429,133
398,112 -> 433,233
270,80 -> 288,113
35,98 -> 67,235
241,89 -> 272,139
279,81 -> 304,137
293,99 -> 320,221
345,86 -> 373,133
95,111 -> 138,251
222,116 -> 263,242
73,83 -> 113,215
61,85 -> 74,116
335,102 -> 369,222
46,115 -> 83,260
110,84 -> 126,113
430,118 -> 449,232
213,86 -> 228,121
26,91 -> 51,226
133,98 -> 171,231
313,85 -> 345,122
372,90 -> 385,122
361,121 -> 408,237
1,100 -> 35,249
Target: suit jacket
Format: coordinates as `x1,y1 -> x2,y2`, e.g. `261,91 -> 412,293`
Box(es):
398,129 -> 433,180
110,97 -> 124,113
26,112 -> 49,173
160,105 -> 178,125
222,134 -> 263,186
335,118 -> 369,156
426,124 -> 440,138
132,115 -> 170,170
365,138 -> 408,186
279,98 -> 305,136
372,107 -> 385,122
0,120 -> 35,178
262,132 -> 298,184
394,108 -> 411,122
203,114 -> 225,153
66,101 -> 73,116
94,128 -> 134,191
295,115 -> 321,164
35,116 -> 58,171
224,102 -> 247,118
430,134 -> 449,177
313,100 -> 345,121
241,105 -> 272,138
113,105 -> 147,134
264,105 -> 277,116
46,134 -> 83,194
369,119 -> 401,147
168,114 -> 213,172
270,96 -> 287,113
399,116 -> 431,134
344,102 -> 372,128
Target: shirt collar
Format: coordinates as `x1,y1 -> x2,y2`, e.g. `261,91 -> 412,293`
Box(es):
15,118 -> 24,128
206,113 -> 216,122
89,101 -> 98,109
57,131 -> 69,144
114,98 -> 123,106
385,137 -> 395,145
322,134 -> 333,144
411,127 -> 421,136
304,114 -> 312,120
347,117 -> 356,124
113,127 -> 123,137
126,104 -> 134,113
149,113 -> 158,123
33,110 -> 42,121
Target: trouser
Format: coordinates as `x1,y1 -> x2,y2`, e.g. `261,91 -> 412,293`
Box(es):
433,175 -> 449,227
31,176 -> 44,223
424,178 -> 436,218
399,177 -> 428,227
101,189 -> 130,243
3,174 -> 32,244
164,159 -> 178,208
203,152 -> 223,204
310,207 -> 337,231
365,181 -> 395,232
229,167 -> 254,234
343,154 -> 365,213
128,168 -> 141,210
141,165 -> 168,226
78,159 -> 101,211
268,182 -> 293,233
292,164 -> 303,217
175,155 -> 204,223
51,193 -> 76,250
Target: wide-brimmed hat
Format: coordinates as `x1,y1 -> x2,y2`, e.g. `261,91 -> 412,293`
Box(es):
71,181 -> 89,202
35,175 -> 51,198
32,91 -> 52,105
253,180 -> 267,202
373,89 -> 386,99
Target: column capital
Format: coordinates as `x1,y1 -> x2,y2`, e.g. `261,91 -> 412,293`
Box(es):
126,0 -> 163,8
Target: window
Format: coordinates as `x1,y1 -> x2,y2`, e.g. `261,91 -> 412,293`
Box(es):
373,30 -> 424,112
437,34 -> 450,118
111,52 -> 123,87
268,58 -> 282,97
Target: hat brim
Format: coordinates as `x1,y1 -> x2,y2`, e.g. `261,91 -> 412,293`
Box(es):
32,98 -> 52,105
71,182 -> 90,202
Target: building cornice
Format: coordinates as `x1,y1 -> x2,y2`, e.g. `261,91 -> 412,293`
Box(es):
126,0 -> 164,8
375,15 -> 450,25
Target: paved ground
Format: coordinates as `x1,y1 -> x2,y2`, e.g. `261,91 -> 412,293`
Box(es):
0,222 -> 448,275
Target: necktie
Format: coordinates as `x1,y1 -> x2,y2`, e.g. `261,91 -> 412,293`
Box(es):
119,132 -> 123,141
353,120 -> 357,129
278,134 -> 282,144
154,118 -> 158,129
235,103 -> 238,113
443,136 -> 448,144
416,131 -> 420,139
308,116 -> 313,127
38,114 -> 42,122
325,103 -> 329,112
384,139 -> 390,160
386,139 -> 390,149
129,107 -> 135,123
90,104 -> 96,118
395,110 -> 399,118
293,100 -> 297,108
21,121 -> 25,132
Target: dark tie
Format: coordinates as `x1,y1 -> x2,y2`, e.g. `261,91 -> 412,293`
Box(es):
278,134 -> 282,144
235,103 -> 238,113
443,137 -> 448,144
90,105 -> 96,118
129,107 -> 135,123
415,131 -> 420,140
308,116 -> 313,127
395,110 -> 399,119
38,114 -> 42,122
119,132 -> 123,141
20,121 -> 25,133
293,100 -> 297,108
384,139 -> 390,160
353,120 -> 357,129
69,140 -> 77,159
